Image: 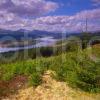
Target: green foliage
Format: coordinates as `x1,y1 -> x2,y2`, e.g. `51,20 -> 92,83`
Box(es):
29,72 -> 42,86
81,32 -> 92,49
0,42 -> 100,93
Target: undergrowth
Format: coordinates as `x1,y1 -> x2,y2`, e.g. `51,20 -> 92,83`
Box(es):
0,48 -> 100,93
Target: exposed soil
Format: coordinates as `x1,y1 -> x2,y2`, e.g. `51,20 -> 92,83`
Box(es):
1,71 -> 100,100
0,75 -> 28,99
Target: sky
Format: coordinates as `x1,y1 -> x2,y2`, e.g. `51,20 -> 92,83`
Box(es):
0,0 -> 100,32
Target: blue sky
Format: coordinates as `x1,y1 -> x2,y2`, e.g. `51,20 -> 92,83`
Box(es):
47,0 -> 97,16
0,0 -> 99,32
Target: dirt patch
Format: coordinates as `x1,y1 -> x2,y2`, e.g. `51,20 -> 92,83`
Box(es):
93,44 -> 100,48
2,71 -> 100,100
0,75 -> 27,99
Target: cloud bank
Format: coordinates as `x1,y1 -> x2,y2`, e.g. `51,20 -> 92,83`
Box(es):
0,0 -> 58,17
0,0 -> 100,32
33,9 -> 100,32
92,0 -> 100,6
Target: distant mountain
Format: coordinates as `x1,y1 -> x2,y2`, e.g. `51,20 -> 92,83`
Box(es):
0,29 -> 99,41
0,29 -> 63,40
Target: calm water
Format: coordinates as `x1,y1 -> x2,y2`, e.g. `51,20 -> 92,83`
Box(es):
0,37 -> 57,53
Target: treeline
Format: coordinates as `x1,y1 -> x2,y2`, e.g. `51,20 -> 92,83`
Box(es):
0,32 -> 100,63
0,40 -> 81,63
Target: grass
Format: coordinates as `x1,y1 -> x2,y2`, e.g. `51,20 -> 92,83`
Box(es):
0,46 -> 100,94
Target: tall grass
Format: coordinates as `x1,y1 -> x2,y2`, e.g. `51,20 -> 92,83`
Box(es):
0,49 -> 100,93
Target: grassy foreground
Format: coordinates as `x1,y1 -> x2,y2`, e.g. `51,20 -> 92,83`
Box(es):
3,71 -> 100,100
0,45 -> 100,97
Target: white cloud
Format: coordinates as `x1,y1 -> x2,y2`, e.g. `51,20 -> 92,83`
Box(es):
0,0 -> 58,17
92,0 -> 100,6
0,4 -> 99,32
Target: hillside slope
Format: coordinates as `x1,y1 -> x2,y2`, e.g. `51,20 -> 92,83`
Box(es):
0,45 -> 100,99
3,71 -> 100,100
